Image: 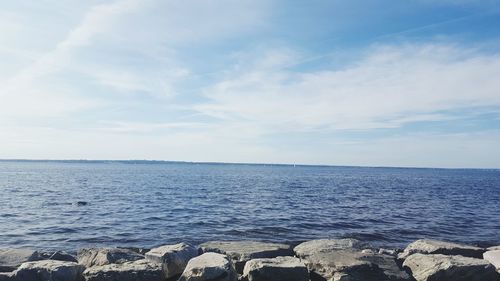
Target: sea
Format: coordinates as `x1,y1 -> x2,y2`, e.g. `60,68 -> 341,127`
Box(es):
0,160 -> 499,251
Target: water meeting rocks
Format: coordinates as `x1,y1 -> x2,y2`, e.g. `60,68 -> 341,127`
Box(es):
77,248 -> 144,267
178,252 -> 237,281
145,242 -> 199,279
14,260 -> 84,281
83,259 -> 162,281
403,253 -> 499,281
242,256 -> 309,281
293,238 -> 366,258
398,239 -> 485,259
199,241 -> 293,273
0,249 -> 40,272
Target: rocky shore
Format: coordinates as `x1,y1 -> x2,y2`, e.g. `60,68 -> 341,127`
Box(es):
0,238 -> 499,281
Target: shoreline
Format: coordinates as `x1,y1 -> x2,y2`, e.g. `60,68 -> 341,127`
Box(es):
1,238 -> 499,281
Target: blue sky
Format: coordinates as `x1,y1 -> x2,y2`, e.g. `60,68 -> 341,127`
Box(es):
1,0 -> 500,168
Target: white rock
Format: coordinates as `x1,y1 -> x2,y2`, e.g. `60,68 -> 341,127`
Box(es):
178,252 -> 237,281
77,248 -> 144,267
243,256 -> 308,281
145,242 -> 198,279
403,253 -> 499,281
0,249 -> 39,272
293,239 -> 365,258
398,239 -> 484,260
14,260 -> 84,281
200,241 -> 292,273
484,250 -> 500,271
83,259 -> 162,281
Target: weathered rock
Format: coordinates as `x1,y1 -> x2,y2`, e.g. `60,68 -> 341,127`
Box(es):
83,259 -> 162,281
14,260 -> 85,281
40,251 -> 78,262
489,246 -> 500,252
484,250 -> 500,272
302,250 -> 411,281
243,256 -> 308,281
293,239 -> 366,258
178,252 -> 237,281
0,272 -> 14,281
403,253 -> 499,281
145,242 -> 198,279
398,239 -> 484,259
200,241 -> 293,273
0,249 -> 40,272
77,248 -> 144,267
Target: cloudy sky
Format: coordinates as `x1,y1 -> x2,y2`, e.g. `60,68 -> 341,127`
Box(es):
1,0 -> 500,168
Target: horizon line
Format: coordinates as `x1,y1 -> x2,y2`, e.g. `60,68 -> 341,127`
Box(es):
0,158 -> 498,171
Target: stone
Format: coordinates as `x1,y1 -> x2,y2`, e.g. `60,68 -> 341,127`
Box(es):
83,259 -> 162,281
398,239 -> 484,260
242,256 -> 309,281
40,251 -> 78,262
403,253 -> 499,281
200,241 -> 293,273
77,248 -> 144,267
484,250 -> 500,271
378,248 -> 398,256
178,252 -> 237,281
14,260 -> 85,281
0,249 -> 40,272
0,272 -> 14,281
293,239 -> 366,258
145,242 -> 199,279
489,246 -> 500,251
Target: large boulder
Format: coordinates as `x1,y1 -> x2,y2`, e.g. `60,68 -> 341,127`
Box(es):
242,256 -> 309,281
0,249 -> 40,272
294,239 -> 366,258
77,248 -> 143,267
145,242 -> 198,279
178,252 -> 237,281
14,260 -> 85,281
398,239 -> 484,259
199,241 -> 293,273
403,253 -> 499,281
83,259 -> 162,281
303,250 -> 411,281
484,250 -> 500,272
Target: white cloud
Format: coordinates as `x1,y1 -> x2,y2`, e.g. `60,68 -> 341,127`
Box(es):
197,44 -> 500,132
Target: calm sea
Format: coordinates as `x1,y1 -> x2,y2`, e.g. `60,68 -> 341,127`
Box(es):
0,161 -> 499,251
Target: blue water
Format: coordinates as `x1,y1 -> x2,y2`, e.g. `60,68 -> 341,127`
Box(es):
0,161 -> 499,251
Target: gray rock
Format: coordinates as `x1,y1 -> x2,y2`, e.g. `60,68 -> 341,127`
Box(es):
14,260 -> 85,281
398,239 -> 484,260
302,250 -> 411,281
293,239 -> 366,258
484,250 -> 500,272
178,252 -> 237,281
242,256 -> 308,281
145,242 -> 198,279
489,246 -> 500,251
200,241 -> 293,273
0,272 -> 15,281
403,253 -> 499,281
40,251 -> 78,262
0,249 -> 40,272
83,259 -> 162,281
77,248 -> 144,267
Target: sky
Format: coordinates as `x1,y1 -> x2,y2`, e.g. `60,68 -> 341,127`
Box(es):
1,0 -> 500,168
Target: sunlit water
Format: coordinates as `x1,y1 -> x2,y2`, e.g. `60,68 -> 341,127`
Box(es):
0,161 -> 499,251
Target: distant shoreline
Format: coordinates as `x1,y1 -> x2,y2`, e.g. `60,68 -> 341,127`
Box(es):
0,159 -> 498,171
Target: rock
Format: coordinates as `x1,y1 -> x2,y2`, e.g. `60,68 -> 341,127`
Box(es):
403,253 -> 499,281
200,241 -> 293,273
83,259 -> 162,281
301,250 -> 411,281
378,248 -> 398,256
145,242 -> 198,279
484,250 -> 500,272
118,247 -> 151,255
77,248 -> 144,267
489,246 -> 500,251
0,249 -> 40,272
293,239 -> 366,258
0,272 -> 14,281
242,256 -> 308,281
14,260 -> 84,281
398,239 -> 484,259
178,252 -> 237,281
40,251 -> 78,262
